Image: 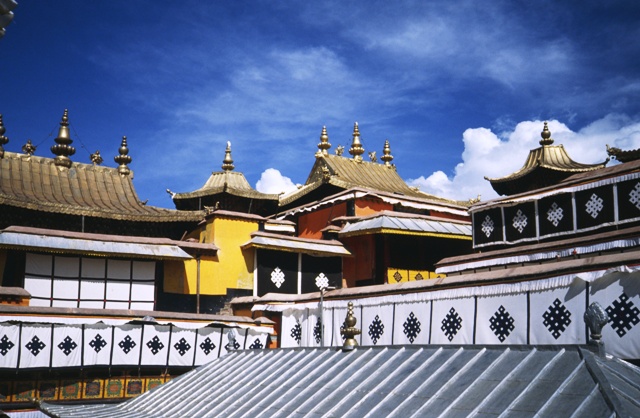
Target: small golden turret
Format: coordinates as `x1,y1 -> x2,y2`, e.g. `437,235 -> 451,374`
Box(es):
51,109 -> 76,168
381,139 -> 393,166
348,122 -> 364,162
222,141 -> 235,171
0,114 -> 8,159
540,122 -> 554,146
316,126 -> 331,157
114,136 -> 132,176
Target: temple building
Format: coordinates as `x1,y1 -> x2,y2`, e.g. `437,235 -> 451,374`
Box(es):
485,122 -> 607,196
0,111 -> 274,409
235,123 -> 640,366
273,123 -> 473,289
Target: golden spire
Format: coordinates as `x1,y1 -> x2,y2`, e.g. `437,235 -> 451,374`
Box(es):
222,141 -> 235,171
381,139 -> 393,166
0,114 -> 8,159
540,122 -> 554,146
114,136 -> 132,176
341,301 -> 361,352
51,109 -> 76,168
348,122 -> 364,161
316,126 -> 331,157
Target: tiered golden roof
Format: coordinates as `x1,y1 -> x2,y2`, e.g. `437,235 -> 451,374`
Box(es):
280,124 -> 466,207
172,142 -> 279,211
485,122 -> 607,196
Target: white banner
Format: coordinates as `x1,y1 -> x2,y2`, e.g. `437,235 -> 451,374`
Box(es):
51,325 -> 83,368
0,323 -> 20,368
19,324 -> 53,369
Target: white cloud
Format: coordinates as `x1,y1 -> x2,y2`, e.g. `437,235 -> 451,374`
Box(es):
407,115 -> 640,203
256,168 -> 299,194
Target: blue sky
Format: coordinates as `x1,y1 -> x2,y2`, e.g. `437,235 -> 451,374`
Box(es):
2,1 -> 640,208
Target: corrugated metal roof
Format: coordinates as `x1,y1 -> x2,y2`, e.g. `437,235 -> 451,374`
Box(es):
39,345 -> 640,417
340,214 -> 472,238
242,232 -> 351,256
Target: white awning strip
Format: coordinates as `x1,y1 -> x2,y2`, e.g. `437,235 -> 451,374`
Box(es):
0,231 -> 193,259
243,235 -> 351,256
437,238 -> 640,274
252,265 -> 637,311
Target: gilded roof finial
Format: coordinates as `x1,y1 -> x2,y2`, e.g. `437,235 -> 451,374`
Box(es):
316,126 -> 331,157
0,114 -> 9,159
22,139 -> 36,156
90,150 -> 103,165
114,136 -> 132,176
540,122 -> 554,146
222,141 -> 235,171
51,109 -> 76,168
381,139 -> 394,166
349,122 -> 364,162
341,301 -> 361,352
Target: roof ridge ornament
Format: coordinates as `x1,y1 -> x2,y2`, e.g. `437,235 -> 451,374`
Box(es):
90,150 -> 103,165
222,141 -> 235,171
114,136 -> 132,176
381,139 -> 394,166
584,302 -> 609,357
348,122 -> 364,162
540,121 -> 554,146
341,301 -> 361,352
22,139 -> 36,156
316,126 -> 331,157
0,114 -> 8,159
51,109 -> 76,168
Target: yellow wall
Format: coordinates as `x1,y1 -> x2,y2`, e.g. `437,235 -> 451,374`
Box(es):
164,215 -> 258,296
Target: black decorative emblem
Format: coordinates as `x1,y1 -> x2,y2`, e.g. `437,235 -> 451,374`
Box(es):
542,298 -> 572,339
146,336 -> 165,355
403,312 -> 421,343
199,337 -> 216,355
368,315 -> 384,344
0,334 -> 15,356
441,308 -> 462,342
225,338 -> 240,352
57,336 -> 78,356
606,293 -> 640,338
313,318 -> 322,344
174,338 -> 191,356
291,321 -> 302,344
249,338 -> 264,349
118,335 -> 137,354
414,273 -> 424,281
89,334 -> 107,353
489,305 -> 515,343
393,271 -> 402,282
26,336 -> 46,356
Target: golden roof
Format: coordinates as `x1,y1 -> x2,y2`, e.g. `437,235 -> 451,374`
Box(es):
0,151 -> 201,222
173,171 -> 278,202
485,122 -> 607,196
172,142 -> 279,205
279,153 -> 464,207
